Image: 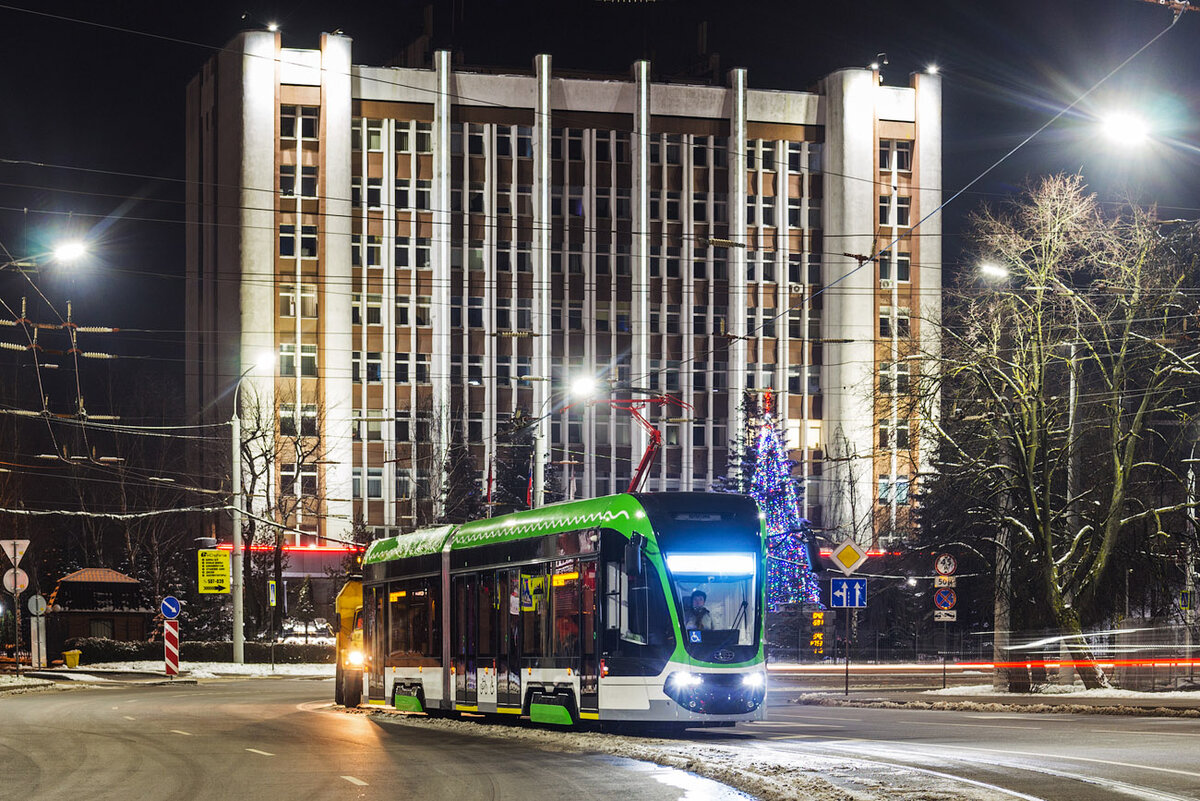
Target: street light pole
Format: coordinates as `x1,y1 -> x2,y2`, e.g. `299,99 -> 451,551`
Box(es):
231,390 -> 244,664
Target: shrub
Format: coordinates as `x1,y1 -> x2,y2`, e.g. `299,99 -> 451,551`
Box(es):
63,637 -> 333,665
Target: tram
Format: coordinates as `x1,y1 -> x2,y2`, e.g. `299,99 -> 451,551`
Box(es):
335,492 -> 768,726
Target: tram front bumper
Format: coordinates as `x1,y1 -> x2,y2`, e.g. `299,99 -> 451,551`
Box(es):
663,671 -> 766,715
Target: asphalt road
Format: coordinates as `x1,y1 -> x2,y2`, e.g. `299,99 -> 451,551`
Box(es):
5,677 -> 1200,800
0,680 -> 747,801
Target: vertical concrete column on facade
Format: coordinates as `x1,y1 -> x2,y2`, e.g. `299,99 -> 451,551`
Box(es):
432,50 -> 454,519
680,136 -> 695,488
631,60 -> 652,484
728,68 -> 749,465
236,30 -> 279,509
821,68 -> 876,542
321,33 -> 354,542
532,54 -> 552,506
913,71 -> 943,482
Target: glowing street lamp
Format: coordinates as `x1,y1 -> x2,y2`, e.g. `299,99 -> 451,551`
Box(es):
1101,111 -> 1149,146
980,262 -> 1010,281
53,241 -> 87,263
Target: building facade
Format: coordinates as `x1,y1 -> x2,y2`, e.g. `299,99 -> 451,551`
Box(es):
185,32 -> 941,548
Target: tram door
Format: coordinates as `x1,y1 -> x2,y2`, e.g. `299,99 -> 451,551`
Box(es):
496,569 -> 522,708
452,574 -> 477,705
579,560 -> 599,713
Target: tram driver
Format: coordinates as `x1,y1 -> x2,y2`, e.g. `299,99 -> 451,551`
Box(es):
685,589 -> 714,631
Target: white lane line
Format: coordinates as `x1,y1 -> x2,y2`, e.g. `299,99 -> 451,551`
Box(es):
341,776 -> 368,786
905,720 -> 1041,730
246,748 -> 274,757
766,734 -> 817,740
771,712 -> 862,722
746,721 -> 800,727
1092,729 -> 1200,737
122,716 -> 136,721
170,730 -> 192,736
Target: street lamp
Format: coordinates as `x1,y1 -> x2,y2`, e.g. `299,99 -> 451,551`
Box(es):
1101,111 -> 1149,146
231,352 -> 273,664
532,374 -> 598,508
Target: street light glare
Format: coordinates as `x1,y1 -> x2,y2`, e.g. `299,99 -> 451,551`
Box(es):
267,21 -> 279,32
54,241 -> 87,262
1102,112 -> 1148,145
253,350 -> 275,371
980,263 -> 1009,280
570,376 -> 596,398
926,64 -> 939,75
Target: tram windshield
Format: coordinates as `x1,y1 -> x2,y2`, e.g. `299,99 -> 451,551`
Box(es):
665,553 -> 757,657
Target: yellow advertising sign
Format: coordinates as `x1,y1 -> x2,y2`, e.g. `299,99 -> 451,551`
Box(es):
198,549 -> 231,594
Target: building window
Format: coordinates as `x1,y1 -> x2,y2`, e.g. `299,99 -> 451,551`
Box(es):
279,225 -> 296,257
299,284 -> 317,317
415,122 -> 433,153
299,225 -> 318,258
352,351 -> 361,383
280,106 -> 318,140
280,344 -> 296,377
416,354 -> 430,384
878,475 -> 910,505
279,285 -> 297,317
879,306 -> 911,339
366,294 -> 382,325
396,353 -> 410,384
879,252 -> 911,283
365,352 -> 382,383
367,178 -> 382,209
366,235 -> 382,267
300,344 -> 317,377
879,196 -> 912,227
880,139 -> 913,172
301,404 -> 317,437
366,120 -> 383,151
352,467 -> 362,499
279,403 -> 297,437
365,412 -> 383,442
879,419 -> 910,450
367,468 -> 383,498
879,363 -> 911,394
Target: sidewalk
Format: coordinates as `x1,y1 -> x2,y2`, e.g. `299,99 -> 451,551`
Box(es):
787,683 -> 1200,715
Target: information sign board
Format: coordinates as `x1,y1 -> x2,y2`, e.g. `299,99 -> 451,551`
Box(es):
198,550 -> 230,594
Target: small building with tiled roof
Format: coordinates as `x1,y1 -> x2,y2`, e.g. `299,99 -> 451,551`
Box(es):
46,567 -> 154,656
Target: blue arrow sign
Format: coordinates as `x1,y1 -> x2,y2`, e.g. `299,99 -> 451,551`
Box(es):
160,596 -> 180,620
830,578 -> 867,608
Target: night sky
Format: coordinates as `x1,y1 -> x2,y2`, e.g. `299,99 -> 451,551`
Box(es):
3,0 -> 1200,403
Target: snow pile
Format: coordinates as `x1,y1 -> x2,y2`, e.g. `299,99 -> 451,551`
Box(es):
790,691 -> 1200,718
361,709 -> 1014,801
81,660 -> 335,678
924,683 -> 1200,700
0,675 -> 53,691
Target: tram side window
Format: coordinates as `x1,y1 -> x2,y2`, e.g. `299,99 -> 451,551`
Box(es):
387,578 -> 437,658
478,573 -> 496,659
601,530 -> 674,659
551,560 -> 581,657
519,566 -> 549,658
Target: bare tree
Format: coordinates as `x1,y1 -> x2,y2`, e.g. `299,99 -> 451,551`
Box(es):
923,175 -> 1200,688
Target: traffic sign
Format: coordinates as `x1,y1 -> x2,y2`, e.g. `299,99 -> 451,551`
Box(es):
934,610 -> 958,622
198,549 -> 230,593
1183,590 -> 1195,611
27,594 -> 47,616
933,587 -> 957,610
164,619 -> 179,676
830,577 -> 867,608
830,538 -> 868,576
160,596 -> 181,619
268,580 -> 277,608
934,575 -> 957,588
3,568 -> 28,595
934,552 -> 958,576
0,539 -> 29,568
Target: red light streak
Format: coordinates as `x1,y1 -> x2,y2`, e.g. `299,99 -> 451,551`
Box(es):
214,543 -> 355,553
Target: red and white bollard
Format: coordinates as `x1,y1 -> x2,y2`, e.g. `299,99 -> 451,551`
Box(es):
164,619 -> 179,676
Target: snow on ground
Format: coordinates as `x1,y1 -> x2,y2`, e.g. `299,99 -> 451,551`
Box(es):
0,675 -> 53,690
78,660 -> 335,678
359,708 -> 1020,801
924,682 -> 1200,700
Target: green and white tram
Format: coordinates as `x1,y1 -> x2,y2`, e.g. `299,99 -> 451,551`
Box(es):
343,492 -> 768,726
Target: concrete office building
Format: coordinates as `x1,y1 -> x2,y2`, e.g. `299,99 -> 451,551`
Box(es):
185,31 -> 941,549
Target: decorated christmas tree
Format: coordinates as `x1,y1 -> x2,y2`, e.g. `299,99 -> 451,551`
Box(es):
748,392 -> 822,607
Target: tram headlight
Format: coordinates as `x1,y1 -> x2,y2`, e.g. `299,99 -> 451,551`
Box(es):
347,649 -> 365,667
741,672 -> 766,688
669,671 -> 702,689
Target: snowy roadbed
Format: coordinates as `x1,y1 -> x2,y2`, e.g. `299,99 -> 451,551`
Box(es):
361,707 -> 1016,801
64,660 -> 335,678
791,685 -> 1200,718
0,675 -> 56,693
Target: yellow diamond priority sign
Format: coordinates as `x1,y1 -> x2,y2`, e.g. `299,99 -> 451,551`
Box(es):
830,537 -> 868,576
198,549 -> 231,594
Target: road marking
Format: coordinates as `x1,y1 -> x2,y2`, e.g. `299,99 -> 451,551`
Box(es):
1092,729 -> 1200,737
170,730 -> 192,736
772,711 -> 862,722
965,714 -> 1038,720
341,776 -> 368,786
246,748 -> 274,757
746,721 -> 799,727
766,734 -> 817,740
905,720 -> 1041,730
122,716 -> 136,721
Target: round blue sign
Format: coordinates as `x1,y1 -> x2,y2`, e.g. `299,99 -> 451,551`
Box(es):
160,595 -> 181,619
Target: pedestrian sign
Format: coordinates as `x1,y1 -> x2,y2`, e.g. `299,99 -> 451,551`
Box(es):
268,580 -> 277,608
198,549 -> 230,594
830,538 -> 868,576
830,577 -> 867,608
933,587 -> 957,610
1183,590 -> 1195,611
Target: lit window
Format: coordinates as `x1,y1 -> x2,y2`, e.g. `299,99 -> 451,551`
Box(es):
300,344 -> 317,377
